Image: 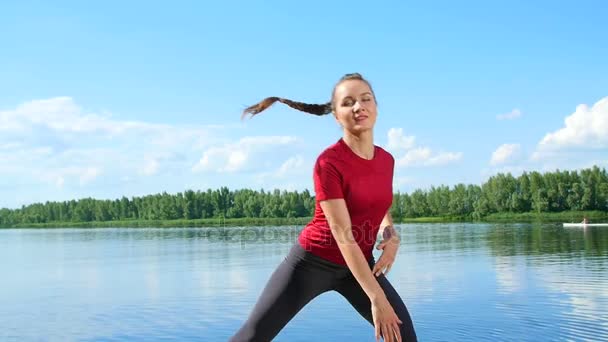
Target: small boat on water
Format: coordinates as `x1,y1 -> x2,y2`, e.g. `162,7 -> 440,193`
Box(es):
563,223 -> 608,228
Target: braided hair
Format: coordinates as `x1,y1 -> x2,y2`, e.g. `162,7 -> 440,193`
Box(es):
241,73 -> 374,119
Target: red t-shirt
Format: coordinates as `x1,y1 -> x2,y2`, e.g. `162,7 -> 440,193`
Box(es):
298,137 -> 394,266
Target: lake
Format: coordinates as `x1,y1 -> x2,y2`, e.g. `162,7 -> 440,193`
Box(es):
1,223 -> 607,341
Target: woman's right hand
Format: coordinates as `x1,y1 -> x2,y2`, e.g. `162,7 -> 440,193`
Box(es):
371,296 -> 403,342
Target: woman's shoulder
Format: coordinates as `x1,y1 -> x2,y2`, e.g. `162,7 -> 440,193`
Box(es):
375,144 -> 395,164
316,139 -> 345,163
315,140 -> 394,165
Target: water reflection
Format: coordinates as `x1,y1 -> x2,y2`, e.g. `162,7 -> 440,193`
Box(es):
1,224 -> 607,341
486,224 -> 608,257
493,255 -> 524,294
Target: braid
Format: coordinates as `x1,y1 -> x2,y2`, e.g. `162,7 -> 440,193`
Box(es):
241,72 -> 373,120
278,98 -> 332,116
242,96 -> 331,119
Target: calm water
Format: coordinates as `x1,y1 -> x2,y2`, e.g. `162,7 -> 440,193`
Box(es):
1,223 -> 607,341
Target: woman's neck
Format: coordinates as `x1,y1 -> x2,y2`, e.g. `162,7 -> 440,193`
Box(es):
343,131 -> 374,160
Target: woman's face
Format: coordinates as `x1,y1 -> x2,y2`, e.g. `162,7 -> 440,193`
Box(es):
332,79 -> 377,135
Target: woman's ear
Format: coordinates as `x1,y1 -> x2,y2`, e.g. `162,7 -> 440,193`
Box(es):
333,113 -> 342,128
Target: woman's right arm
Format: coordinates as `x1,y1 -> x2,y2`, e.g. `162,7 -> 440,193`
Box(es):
320,199 -> 385,301
320,198 -> 402,342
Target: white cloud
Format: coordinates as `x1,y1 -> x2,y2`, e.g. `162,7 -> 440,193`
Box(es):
396,148 -> 462,167
490,143 -> 521,166
0,142 -> 22,150
386,128 -> 462,168
533,96 -> 608,160
252,155 -> 310,190
192,136 -> 299,173
0,97 -> 218,191
393,176 -> 414,188
277,155 -> 304,177
1,97 -> 320,208
141,158 -> 160,176
426,151 -> 463,166
496,109 -> 522,120
0,97 -> 151,135
226,150 -> 248,172
398,147 -> 431,166
79,167 -> 101,185
387,128 -> 415,151
34,166 -> 102,189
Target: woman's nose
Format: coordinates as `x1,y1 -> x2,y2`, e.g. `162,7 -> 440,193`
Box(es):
352,101 -> 362,113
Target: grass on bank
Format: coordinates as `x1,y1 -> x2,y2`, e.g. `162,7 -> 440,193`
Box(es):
3,211 -> 607,229
5,216 -> 312,229
482,210 -> 608,223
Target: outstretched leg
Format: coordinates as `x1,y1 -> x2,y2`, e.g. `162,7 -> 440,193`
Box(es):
336,272 -> 417,342
230,244 -> 335,342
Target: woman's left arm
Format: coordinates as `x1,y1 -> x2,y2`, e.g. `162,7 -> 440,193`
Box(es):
372,210 -> 401,277
380,211 -> 400,242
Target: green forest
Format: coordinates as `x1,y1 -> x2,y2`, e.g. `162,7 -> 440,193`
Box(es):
1,166 -> 607,228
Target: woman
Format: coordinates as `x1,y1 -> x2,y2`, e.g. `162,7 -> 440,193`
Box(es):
230,73 -> 417,342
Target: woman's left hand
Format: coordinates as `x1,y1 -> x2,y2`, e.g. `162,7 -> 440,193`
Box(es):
372,227 -> 400,277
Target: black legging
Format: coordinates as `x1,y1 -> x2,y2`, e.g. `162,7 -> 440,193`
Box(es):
230,243 -> 417,341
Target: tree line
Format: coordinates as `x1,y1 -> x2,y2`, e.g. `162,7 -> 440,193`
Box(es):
391,166 -> 608,220
1,166 -> 607,227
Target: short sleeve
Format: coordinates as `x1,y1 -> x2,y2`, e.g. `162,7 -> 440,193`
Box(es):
313,157 -> 344,201
389,153 -> 395,201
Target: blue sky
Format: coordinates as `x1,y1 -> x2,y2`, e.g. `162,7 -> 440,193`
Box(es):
1,0 -> 607,209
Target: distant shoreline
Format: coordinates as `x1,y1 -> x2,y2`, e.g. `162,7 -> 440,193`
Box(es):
2,211 -> 607,229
